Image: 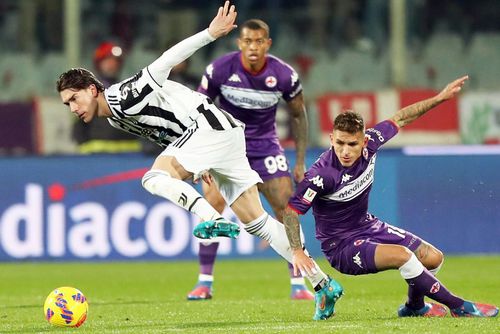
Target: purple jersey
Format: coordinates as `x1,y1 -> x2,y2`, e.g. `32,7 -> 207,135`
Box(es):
288,120 -> 399,250
198,51 -> 302,148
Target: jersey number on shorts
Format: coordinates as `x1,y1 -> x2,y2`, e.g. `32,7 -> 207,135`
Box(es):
264,155 -> 288,174
387,225 -> 406,239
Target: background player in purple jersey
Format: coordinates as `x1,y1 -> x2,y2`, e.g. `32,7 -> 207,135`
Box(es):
57,2 -> 341,320
187,19 -> 314,301
283,75 -> 499,319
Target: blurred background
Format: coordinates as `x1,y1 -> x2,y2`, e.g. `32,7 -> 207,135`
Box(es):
0,0 -> 499,262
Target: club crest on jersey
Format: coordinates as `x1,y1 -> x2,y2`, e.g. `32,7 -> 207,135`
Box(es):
302,188 -> 317,204
430,282 -> 441,294
265,76 -> 277,88
354,239 -> 365,246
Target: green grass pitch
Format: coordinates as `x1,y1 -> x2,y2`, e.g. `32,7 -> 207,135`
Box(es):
0,256 -> 498,333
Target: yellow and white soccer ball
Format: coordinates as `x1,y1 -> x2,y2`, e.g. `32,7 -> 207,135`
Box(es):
43,287 -> 88,327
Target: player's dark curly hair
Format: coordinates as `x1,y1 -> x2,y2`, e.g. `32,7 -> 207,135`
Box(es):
240,19 -> 270,38
334,110 -> 365,134
56,68 -> 105,93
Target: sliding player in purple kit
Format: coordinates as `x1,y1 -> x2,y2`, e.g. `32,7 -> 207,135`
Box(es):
283,75 -> 499,319
187,19 -> 315,301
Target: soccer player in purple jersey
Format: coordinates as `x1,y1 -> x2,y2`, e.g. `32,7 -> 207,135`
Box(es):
57,2 -> 340,319
187,19 -> 315,301
283,75 -> 499,319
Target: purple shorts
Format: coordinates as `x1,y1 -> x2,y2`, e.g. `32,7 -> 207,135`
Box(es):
324,219 -> 423,276
246,139 -> 291,182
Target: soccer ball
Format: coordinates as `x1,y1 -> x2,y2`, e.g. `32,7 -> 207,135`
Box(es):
43,287 -> 89,327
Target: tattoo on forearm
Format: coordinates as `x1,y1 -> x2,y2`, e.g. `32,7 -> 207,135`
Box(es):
394,97 -> 440,128
283,209 -> 302,250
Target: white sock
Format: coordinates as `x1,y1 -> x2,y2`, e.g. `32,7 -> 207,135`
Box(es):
244,213 -> 328,287
399,253 -> 425,279
142,169 -> 221,222
198,274 -> 214,282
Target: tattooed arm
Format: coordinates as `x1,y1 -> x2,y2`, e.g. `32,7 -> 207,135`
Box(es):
390,75 -> 468,128
283,206 -> 317,276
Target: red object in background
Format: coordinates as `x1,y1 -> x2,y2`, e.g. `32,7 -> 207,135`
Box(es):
316,92 -> 377,133
399,89 -> 458,131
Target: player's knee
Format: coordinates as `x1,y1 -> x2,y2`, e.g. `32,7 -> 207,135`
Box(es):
396,247 -> 414,267
142,169 -> 171,195
428,248 -> 444,272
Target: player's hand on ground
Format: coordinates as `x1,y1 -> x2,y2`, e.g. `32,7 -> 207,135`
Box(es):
292,248 -> 318,277
208,1 -> 237,39
437,75 -> 469,101
293,164 -> 306,183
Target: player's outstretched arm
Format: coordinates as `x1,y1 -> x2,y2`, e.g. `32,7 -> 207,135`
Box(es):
283,206 -> 317,276
147,1 -> 237,86
390,75 -> 469,128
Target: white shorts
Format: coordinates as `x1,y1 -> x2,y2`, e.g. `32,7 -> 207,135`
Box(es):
160,125 -> 262,205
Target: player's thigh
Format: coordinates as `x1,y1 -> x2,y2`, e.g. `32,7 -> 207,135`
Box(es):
374,244 -> 413,271
201,180 -> 226,214
258,176 -> 293,220
150,155 -> 192,180
414,240 -> 444,270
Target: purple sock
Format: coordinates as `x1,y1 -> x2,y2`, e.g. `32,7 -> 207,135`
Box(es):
199,242 -> 219,276
406,268 -> 464,309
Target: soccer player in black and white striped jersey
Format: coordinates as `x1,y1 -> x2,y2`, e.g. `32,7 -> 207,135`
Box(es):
56,2 -> 339,315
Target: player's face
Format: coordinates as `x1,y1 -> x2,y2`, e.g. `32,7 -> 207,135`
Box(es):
330,130 -> 368,167
237,28 -> 271,70
60,86 -> 98,123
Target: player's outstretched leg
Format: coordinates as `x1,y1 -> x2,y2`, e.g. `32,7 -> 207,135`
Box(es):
398,302 -> 447,317
313,276 -> 344,320
450,301 -> 499,318
193,218 -> 240,239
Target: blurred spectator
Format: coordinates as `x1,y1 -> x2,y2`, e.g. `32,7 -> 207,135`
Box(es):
72,41 -> 141,154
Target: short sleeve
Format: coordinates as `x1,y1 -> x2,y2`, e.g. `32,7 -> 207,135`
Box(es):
288,167 -> 332,214
365,120 -> 399,153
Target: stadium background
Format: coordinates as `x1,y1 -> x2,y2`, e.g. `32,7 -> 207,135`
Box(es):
0,0 -> 499,261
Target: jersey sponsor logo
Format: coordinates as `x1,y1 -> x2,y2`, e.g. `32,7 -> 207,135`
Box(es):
353,251 -> 363,268
302,188 -> 317,204
228,73 -> 241,82
430,282 -> 441,294
220,85 -> 281,109
265,76 -> 277,88
341,173 -> 352,184
309,175 -> 324,189
363,147 -> 368,160
323,155 -> 377,202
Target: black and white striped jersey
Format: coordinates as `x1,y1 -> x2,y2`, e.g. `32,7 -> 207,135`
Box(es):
103,29 -> 241,148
